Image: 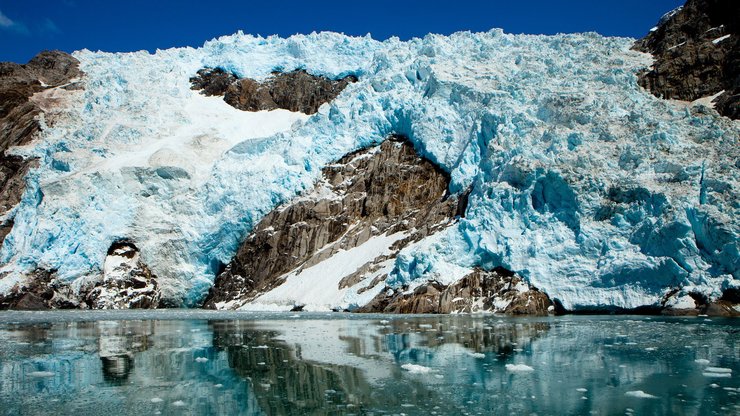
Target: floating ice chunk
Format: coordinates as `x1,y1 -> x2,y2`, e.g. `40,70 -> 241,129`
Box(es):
172,401 -> 186,407
694,359 -> 710,365
402,364 -> 432,374
467,352 -> 486,359
150,398 -> 163,403
712,34 -> 731,44
252,345 -> 269,349
703,372 -> 731,378
28,371 -> 55,378
624,391 -> 658,399
195,357 -> 209,362
576,388 -> 588,392
705,367 -> 732,373
505,364 -> 535,373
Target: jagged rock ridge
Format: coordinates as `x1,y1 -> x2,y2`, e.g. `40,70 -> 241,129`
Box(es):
634,0 -> 740,119
204,136 -> 551,313
357,268 -> 553,314
0,241 -> 160,309
204,136 -> 461,309
191,67 -> 357,114
0,51 -> 82,248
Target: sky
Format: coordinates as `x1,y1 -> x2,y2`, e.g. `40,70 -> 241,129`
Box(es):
1,0 -> 685,63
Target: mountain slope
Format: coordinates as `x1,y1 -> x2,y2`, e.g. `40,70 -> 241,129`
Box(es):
0,17 -> 737,312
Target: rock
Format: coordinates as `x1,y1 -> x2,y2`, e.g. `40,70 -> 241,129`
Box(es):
203,136 -> 461,309
12,293 -> 48,310
84,241 -> 161,309
356,268 -> 553,315
189,67 -> 237,96
0,269 -> 58,309
660,288 -> 740,316
0,241 -> 160,310
0,50 -> 82,249
633,0 -> 740,119
191,68 -> 357,114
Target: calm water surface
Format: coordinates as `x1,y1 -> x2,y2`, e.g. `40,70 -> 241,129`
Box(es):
0,311 -> 738,415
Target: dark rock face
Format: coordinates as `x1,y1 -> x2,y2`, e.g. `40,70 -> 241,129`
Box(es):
203,136 -> 462,309
84,242 -> 161,309
661,289 -> 740,317
191,68 -> 357,114
634,0 -> 740,119
0,241 -> 161,310
356,268 -> 553,315
0,269 -> 75,310
0,50 -> 81,249
189,68 -> 237,96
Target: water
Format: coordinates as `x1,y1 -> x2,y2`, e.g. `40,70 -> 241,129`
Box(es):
0,311 -> 738,416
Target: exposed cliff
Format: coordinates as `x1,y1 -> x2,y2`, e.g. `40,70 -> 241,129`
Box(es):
634,0 -> 739,119
204,136 -> 464,310
0,18 -> 737,312
191,67 -> 357,114
0,50 -> 82,249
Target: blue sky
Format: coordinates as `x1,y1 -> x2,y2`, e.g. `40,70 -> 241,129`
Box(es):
1,0 -> 684,63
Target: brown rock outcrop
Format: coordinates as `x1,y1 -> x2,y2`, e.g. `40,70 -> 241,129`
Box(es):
191,68 -> 356,114
0,50 -> 82,249
203,136 -> 462,309
633,0 -> 739,119
660,289 -> 740,317
356,268 -> 553,315
84,241 -> 161,309
0,241 -> 160,310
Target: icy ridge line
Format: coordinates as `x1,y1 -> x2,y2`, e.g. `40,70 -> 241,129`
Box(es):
0,29 -> 738,310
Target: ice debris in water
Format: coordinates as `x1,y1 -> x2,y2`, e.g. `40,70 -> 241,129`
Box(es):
505,364 -> 535,373
28,371 -> 55,378
703,367 -> 732,378
0,29 -> 738,309
625,390 -> 658,399
401,364 -> 433,374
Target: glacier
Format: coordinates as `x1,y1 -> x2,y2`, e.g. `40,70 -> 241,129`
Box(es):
0,29 -> 738,309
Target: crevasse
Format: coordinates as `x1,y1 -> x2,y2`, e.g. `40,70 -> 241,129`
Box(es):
1,30 -> 738,308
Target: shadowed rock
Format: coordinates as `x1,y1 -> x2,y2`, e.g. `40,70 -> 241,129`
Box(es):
356,268 -> 553,315
203,136 -> 461,309
191,67 -> 357,114
0,50 -> 82,249
84,241 -> 161,309
0,241 -> 160,310
633,0 -> 740,119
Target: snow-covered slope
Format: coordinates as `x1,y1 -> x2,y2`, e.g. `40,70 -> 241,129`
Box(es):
0,29 -> 738,309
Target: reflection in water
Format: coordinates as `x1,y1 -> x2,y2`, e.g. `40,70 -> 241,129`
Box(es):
0,312 -> 738,415
98,320 -> 152,383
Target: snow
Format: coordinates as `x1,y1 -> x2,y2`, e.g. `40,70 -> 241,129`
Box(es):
0,29 -> 738,310
505,364 -> 535,373
241,231 -> 407,311
624,390 -> 658,399
712,35 -> 731,44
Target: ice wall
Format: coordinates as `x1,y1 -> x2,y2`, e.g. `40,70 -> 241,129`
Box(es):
1,29 -> 738,309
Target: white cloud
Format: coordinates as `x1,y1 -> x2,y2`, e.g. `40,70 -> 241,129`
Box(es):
0,9 -> 30,35
0,10 -> 14,28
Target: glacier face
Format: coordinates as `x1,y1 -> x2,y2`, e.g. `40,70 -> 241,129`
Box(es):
0,29 -> 738,309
